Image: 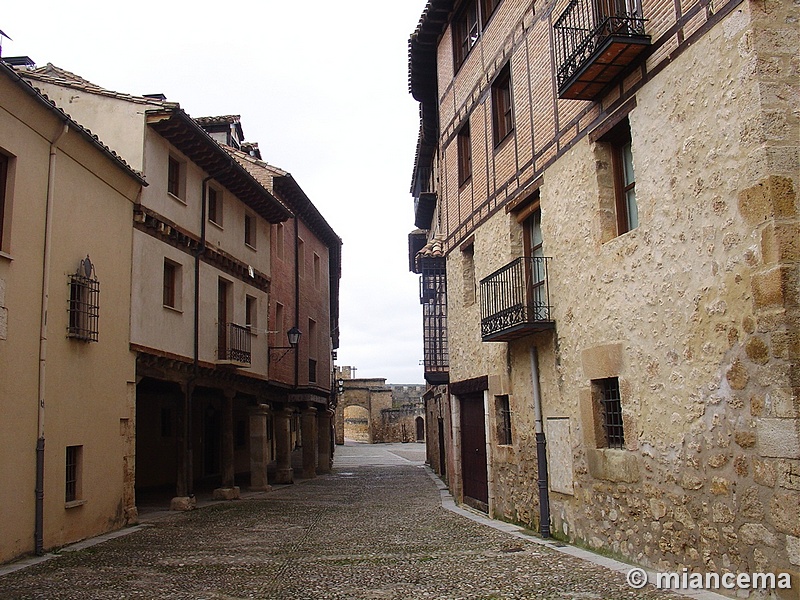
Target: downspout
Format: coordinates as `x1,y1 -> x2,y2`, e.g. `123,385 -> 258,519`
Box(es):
35,123 -> 69,555
293,216 -> 300,388
530,346 -> 551,538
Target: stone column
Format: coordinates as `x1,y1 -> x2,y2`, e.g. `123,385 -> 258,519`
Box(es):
213,389 -> 240,500
248,403 -> 272,492
301,406 -> 318,479
317,409 -> 333,474
274,407 -> 294,484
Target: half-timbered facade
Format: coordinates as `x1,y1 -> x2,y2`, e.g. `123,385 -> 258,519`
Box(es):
409,0 -> 797,578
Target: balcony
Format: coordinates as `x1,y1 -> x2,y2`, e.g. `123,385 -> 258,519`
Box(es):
480,257 -> 554,342
420,258 -> 449,385
554,0 -> 650,100
217,322 -> 252,368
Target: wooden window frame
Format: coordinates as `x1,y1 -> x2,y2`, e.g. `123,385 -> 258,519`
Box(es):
492,64 -> 514,147
167,156 -> 182,199
457,122 -> 472,186
453,0 -> 479,71
163,259 -> 180,309
65,445 -> 83,504
208,186 -> 222,226
0,153 -> 8,251
246,294 -> 257,331
244,213 -> 256,249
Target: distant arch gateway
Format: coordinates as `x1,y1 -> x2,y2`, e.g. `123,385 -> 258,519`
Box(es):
334,369 -> 425,444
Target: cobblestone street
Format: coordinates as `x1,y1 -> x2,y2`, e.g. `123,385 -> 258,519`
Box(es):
0,443 -> 709,599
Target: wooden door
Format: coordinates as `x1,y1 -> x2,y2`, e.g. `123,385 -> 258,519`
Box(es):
460,393 -> 488,510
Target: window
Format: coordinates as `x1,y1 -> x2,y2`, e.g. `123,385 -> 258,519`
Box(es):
597,117 -> 638,235
596,377 -> 625,449
67,256 -> 99,342
308,358 -> 318,383
276,223 -> 285,260
481,0 -> 501,22
244,213 -> 256,248
462,241 -> 476,305
492,65 -> 514,146
275,302 -> 285,336
496,395 -> 512,445
457,122 -> 472,186
246,295 -> 257,330
167,156 -> 183,199
308,318 -> 317,382
298,238 -> 306,278
453,0 -> 479,70
313,253 -> 321,289
163,259 -> 181,309
208,186 -> 222,226
65,445 -> 82,503
0,152 -> 8,251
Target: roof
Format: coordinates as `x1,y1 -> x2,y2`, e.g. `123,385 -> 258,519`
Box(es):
19,63 -> 289,223
0,60 -> 147,186
147,109 -> 291,223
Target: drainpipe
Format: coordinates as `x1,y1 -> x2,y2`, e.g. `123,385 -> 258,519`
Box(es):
530,346 -> 551,538
293,216 -> 300,388
35,123 -> 69,555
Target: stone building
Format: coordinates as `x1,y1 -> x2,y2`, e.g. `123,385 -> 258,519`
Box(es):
408,0 -> 798,585
0,61 -> 145,562
19,66 -> 341,513
334,367 -> 426,444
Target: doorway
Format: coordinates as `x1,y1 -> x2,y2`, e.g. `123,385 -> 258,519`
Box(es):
460,393 -> 488,512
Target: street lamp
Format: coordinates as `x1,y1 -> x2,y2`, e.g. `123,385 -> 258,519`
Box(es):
269,326 -> 301,360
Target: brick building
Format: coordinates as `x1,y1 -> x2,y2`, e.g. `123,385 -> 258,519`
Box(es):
408,0 -> 798,583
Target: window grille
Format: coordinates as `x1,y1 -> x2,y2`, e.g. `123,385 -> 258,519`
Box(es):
599,377 -> 625,448
67,256 -> 99,342
65,445 -> 80,502
497,395 -> 512,445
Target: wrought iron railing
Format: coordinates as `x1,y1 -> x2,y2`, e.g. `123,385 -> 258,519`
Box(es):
480,256 -> 552,340
218,322 -> 252,365
67,256 -> 100,342
554,0 -> 648,91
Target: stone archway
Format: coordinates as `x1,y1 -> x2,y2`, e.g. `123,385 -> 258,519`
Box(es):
343,405 -> 371,442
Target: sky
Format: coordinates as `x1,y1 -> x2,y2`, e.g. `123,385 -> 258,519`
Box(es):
1,1 -> 429,384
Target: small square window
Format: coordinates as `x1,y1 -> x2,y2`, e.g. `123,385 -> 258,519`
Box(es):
167,156 -> 183,199
596,377 -> 625,449
496,395 -> 512,445
244,213 -> 256,249
163,259 -> 181,309
67,257 -> 99,342
65,445 -> 83,503
208,186 -> 222,226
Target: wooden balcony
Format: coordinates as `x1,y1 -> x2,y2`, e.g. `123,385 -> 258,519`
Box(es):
554,0 -> 650,100
217,322 -> 252,368
480,257 -> 554,342
420,258 -> 449,384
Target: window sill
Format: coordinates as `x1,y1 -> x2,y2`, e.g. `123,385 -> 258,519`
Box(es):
458,176 -> 472,191
493,130 -> 514,152
209,219 -> 223,231
0,250 -> 13,262
168,192 -> 186,205
65,499 -> 87,509
163,304 -> 183,314
245,242 -> 257,252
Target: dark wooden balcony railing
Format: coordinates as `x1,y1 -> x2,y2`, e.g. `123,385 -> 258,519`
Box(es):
554,0 -> 650,100
218,322 -> 252,367
480,257 -> 554,342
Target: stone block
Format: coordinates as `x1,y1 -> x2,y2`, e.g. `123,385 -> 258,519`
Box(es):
212,486 -> 241,500
788,535 -> 800,566
752,266 -> 798,310
581,343 -> 623,380
738,175 -> 797,226
738,523 -> 778,547
761,221 -> 800,264
757,418 -> 800,458
587,448 -> 640,483
727,359 -> 749,390
170,496 -> 196,511
769,491 -> 800,535
745,337 -> 771,365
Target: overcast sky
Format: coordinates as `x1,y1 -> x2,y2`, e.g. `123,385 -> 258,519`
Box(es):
2,1 -> 428,384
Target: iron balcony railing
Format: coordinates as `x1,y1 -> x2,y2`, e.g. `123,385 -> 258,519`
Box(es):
480,256 -> 553,341
218,322 -> 252,366
554,0 -> 648,93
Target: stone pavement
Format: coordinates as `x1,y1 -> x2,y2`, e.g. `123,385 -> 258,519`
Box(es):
0,442 -> 724,599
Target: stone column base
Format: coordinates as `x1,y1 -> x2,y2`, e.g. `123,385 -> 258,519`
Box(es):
170,496 -> 196,511
302,467 -> 317,479
249,484 -> 272,493
212,486 -> 241,501
274,468 -> 293,484
124,506 -> 139,525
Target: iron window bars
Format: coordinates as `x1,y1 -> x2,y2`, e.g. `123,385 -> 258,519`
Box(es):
218,322 -> 252,365
599,377 -> 625,448
67,256 -> 99,342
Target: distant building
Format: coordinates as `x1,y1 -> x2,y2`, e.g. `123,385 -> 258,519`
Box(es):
408,0 -> 797,579
0,61 -> 145,562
